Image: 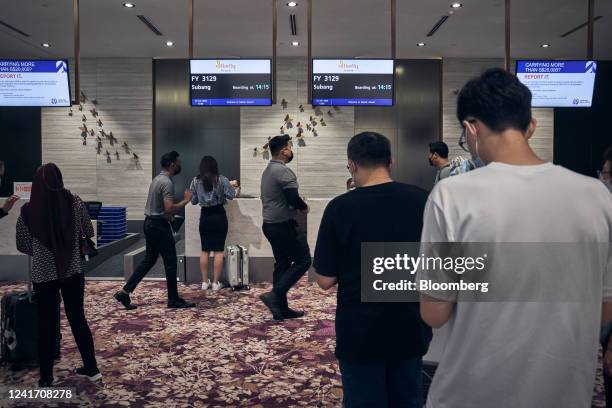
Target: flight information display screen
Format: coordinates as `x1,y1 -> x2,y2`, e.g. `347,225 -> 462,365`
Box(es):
0,60 -> 71,107
516,60 -> 597,107
190,59 -> 272,106
312,59 -> 394,106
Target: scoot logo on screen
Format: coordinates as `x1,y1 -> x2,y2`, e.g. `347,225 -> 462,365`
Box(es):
338,60 -> 359,72
215,60 -> 237,72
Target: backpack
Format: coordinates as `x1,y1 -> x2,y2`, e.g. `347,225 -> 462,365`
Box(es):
449,156 -> 475,176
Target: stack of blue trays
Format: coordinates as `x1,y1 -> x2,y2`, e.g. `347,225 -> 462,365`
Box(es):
97,206 -> 127,246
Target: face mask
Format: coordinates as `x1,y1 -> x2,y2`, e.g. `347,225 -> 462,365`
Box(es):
174,164 -> 182,175
286,151 -> 294,163
428,157 -> 434,166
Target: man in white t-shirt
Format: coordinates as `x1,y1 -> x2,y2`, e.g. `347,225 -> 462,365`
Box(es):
419,68 -> 612,408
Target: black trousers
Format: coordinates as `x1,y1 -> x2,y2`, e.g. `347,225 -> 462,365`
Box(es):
262,220 -> 312,304
33,273 -> 97,381
124,218 -> 179,302
602,332 -> 612,408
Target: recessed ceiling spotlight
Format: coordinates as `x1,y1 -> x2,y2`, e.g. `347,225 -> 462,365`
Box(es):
41,43 -> 50,48
291,41 -> 300,46
450,2 -> 463,8
166,41 -> 174,47
417,42 -> 426,47
287,2 -> 298,7
123,2 -> 135,8
541,43 -> 551,48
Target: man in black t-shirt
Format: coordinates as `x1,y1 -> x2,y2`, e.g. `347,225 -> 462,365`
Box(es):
314,132 -> 432,408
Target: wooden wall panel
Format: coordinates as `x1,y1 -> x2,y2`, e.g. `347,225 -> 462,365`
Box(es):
442,58 -> 554,162
42,58 -> 152,220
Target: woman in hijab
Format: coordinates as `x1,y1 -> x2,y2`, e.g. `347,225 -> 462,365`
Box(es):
16,163 -> 100,387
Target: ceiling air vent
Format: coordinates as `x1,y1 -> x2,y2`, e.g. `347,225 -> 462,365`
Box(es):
560,16 -> 603,38
137,15 -> 163,36
290,14 -> 297,36
426,15 -> 450,37
0,20 -> 31,37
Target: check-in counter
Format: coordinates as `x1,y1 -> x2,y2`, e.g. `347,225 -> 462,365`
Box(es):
0,198 -> 29,280
184,198 -> 332,283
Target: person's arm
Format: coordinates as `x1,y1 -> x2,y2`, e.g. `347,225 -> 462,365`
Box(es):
278,168 -> 308,211
15,216 -> 33,256
162,180 -> 192,214
190,178 -> 199,205
313,202 -> 338,290
420,295 -> 455,328
77,197 -> 95,238
419,195 -> 457,328
1,195 -> 20,219
222,177 -> 237,200
282,188 -> 307,210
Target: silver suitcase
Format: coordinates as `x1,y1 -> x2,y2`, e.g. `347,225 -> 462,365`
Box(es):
225,245 -> 249,290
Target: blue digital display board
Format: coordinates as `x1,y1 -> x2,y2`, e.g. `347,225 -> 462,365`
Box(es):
0,60 -> 71,107
516,60 -> 597,107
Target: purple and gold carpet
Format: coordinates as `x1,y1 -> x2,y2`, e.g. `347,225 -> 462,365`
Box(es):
0,279 -> 606,407
1,280 -> 342,407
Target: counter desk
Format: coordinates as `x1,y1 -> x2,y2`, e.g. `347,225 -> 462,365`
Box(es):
184,198 -> 331,284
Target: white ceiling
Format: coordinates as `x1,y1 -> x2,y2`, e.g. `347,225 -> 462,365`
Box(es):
0,0 -> 610,60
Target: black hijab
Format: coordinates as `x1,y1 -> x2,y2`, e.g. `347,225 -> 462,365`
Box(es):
21,163 -> 75,278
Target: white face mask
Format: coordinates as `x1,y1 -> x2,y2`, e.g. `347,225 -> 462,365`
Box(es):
468,130 -> 485,167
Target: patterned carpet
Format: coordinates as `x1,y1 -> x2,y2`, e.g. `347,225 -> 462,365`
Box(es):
0,279 -> 606,407
1,279 -> 342,407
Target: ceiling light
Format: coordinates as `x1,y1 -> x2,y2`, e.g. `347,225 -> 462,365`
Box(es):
450,2 -> 463,8
41,43 -> 50,48
123,2 -> 135,8
291,41 -> 300,46
287,2 -> 298,7
541,43 -> 551,48
417,42 -> 426,47
166,41 -> 174,47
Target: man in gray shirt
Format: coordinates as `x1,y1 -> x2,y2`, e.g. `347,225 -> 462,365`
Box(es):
114,151 -> 195,309
259,135 -> 311,320
428,141 -> 451,184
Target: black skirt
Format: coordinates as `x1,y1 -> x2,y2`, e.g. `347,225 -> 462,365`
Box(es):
199,205 -> 228,252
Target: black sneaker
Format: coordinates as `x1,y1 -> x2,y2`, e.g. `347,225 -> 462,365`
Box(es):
259,292 -> 285,321
38,378 -> 54,387
75,366 -> 102,382
282,307 -> 305,319
114,291 -> 136,310
167,298 -> 196,309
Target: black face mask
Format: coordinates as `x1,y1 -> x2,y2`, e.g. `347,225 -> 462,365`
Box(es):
286,151 -> 294,163
174,165 -> 182,175
428,157 -> 434,166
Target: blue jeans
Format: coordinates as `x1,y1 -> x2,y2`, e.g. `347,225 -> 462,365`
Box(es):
339,357 -> 423,408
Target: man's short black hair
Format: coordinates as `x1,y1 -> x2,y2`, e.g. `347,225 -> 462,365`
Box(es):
429,141 -> 449,158
347,132 -> 391,167
160,151 -> 180,168
457,68 -> 532,133
269,134 -> 291,156
604,145 -> 612,162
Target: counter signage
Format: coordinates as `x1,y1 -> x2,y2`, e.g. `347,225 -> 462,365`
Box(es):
312,59 -> 394,106
516,60 -> 597,108
14,182 -> 32,199
190,59 -> 272,106
0,60 -> 71,107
